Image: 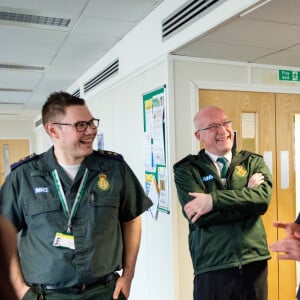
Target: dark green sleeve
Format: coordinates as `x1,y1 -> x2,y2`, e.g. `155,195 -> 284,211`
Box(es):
195,156 -> 272,226
174,163 -> 207,222
174,155 -> 272,227
119,161 -> 153,222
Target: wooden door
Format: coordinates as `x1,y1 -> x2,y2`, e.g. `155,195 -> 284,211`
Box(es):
0,139 -> 30,186
198,89 -> 296,300
276,93 -> 300,299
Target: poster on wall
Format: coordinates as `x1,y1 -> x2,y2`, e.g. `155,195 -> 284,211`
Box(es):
143,85 -> 169,219
97,133 -> 104,150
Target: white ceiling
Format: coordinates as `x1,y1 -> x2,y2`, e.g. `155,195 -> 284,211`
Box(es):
174,0 -> 300,68
1,0 -> 299,120
0,0 -> 164,119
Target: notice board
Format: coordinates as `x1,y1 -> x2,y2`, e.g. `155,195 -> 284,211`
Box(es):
143,85 -> 169,218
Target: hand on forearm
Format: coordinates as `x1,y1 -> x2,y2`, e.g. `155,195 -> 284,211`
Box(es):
247,173 -> 264,188
184,193 -> 213,223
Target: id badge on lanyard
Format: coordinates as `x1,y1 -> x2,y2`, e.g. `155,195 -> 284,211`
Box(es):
51,168 -> 89,250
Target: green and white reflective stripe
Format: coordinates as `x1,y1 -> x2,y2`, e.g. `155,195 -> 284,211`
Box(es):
52,169 -> 69,217
51,168 -> 89,233
69,168 -> 89,225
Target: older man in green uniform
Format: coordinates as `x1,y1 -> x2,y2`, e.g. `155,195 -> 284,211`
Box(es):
174,106 -> 272,300
0,91 -> 152,300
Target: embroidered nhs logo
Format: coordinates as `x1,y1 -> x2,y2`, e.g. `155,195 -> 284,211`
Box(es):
34,187 -> 49,194
202,175 -> 214,182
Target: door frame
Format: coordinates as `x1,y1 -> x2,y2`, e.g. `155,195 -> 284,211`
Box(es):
190,81 -> 300,153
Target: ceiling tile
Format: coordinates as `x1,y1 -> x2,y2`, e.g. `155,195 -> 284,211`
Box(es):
253,50 -> 300,67
0,69 -> 43,89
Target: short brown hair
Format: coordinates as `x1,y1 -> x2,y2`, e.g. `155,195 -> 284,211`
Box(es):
42,91 -> 85,125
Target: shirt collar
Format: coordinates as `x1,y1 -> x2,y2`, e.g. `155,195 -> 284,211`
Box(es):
205,150 -> 232,164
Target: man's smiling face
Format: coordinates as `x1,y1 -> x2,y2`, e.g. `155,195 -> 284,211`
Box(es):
194,106 -> 234,156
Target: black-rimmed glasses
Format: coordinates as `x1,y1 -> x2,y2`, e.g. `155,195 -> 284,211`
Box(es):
52,118 -> 99,132
196,120 -> 232,133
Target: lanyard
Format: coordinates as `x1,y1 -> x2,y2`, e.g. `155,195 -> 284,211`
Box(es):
52,168 -> 89,233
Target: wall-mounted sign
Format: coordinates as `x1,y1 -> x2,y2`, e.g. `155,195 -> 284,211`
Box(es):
279,69 -> 300,82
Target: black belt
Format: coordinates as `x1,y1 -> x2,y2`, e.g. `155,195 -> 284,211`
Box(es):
31,272 -> 116,292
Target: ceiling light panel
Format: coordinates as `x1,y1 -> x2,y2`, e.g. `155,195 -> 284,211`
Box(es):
0,6 -> 74,31
0,63 -> 45,71
0,11 -> 70,27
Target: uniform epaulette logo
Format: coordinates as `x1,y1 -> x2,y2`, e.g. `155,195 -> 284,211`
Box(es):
235,165 -> 248,177
97,173 -> 110,191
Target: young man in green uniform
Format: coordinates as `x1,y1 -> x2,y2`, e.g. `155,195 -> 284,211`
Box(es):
174,106 -> 272,300
0,91 -> 152,300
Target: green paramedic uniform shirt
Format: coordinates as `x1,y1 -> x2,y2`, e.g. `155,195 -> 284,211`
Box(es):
0,147 -> 152,288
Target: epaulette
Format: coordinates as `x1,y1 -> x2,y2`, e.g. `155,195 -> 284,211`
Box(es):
239,150 -> 263,159
10,153 -> 37,171
98,150 -> 124,161
173,155 -> 193,169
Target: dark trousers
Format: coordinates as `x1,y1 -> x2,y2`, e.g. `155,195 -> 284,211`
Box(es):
22,275 -> 126,300
194,260 -> 268,300
297,284 -> 300,300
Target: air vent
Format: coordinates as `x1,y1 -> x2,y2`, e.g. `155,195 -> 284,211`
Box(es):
0,63 -> 45,71
72,89 -> 80,98
0,11 -> 70,27
84,59 -> 119,93
162,0 -> 227,40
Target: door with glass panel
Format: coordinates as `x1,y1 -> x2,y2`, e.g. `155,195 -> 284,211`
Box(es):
199,89 -> 297,300
276,93 -> 300,299
0,139 -> 30,186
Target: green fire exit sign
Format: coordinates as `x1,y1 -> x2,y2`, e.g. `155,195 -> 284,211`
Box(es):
279,70 -> 300,81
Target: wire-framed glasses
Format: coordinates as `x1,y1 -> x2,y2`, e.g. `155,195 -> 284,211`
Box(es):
196,120 -> 232,133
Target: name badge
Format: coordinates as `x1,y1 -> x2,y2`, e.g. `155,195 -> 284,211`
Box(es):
53,232 -> 75,250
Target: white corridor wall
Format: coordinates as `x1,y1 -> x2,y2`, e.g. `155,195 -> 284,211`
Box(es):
86,59 -> 177,300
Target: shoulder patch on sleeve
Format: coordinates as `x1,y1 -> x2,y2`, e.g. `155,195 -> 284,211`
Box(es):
98,150 -> 124,161
10,153 -> 37,171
